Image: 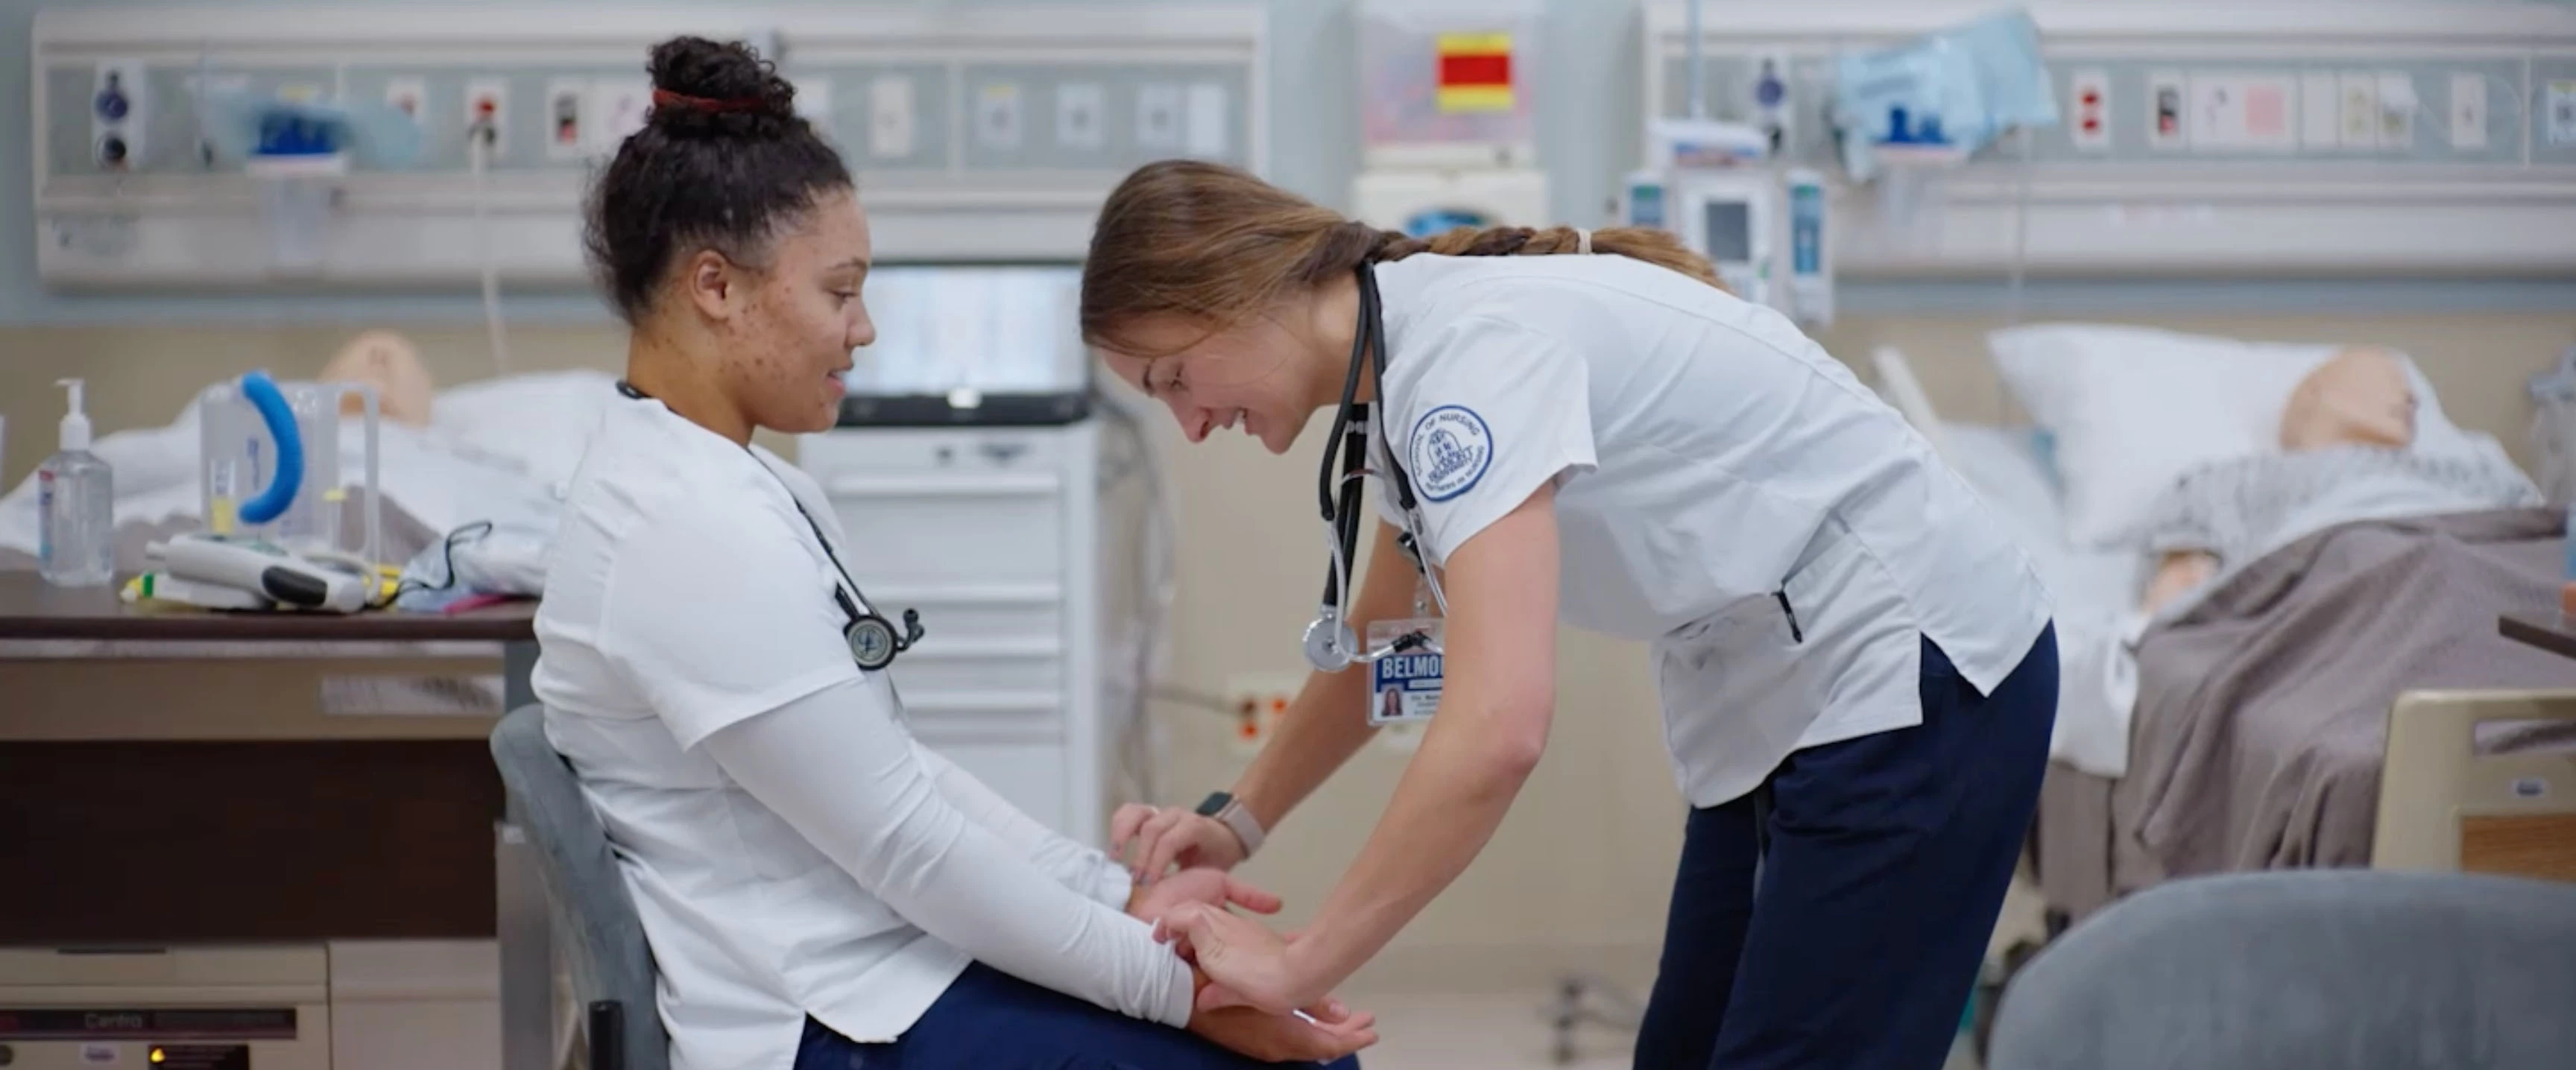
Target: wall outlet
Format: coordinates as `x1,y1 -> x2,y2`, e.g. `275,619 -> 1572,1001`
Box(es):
869,74 -> 915,159
92,58 -> 148,171
2377,72 -> 2417,149
976,80 -> 1026,151
2145,69 -> 2186,151
2449,72 -> 2487,151
2068,69 -> 2109,151
1057,81 -> 1106,151
544,77 -> 590,161
465,77 -> 509,160
1222,671 -> 1303,757
2338,71 -> 2378,151
385,77 -> 427,127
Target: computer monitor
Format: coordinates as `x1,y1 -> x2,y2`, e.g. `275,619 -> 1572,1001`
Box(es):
837,264 -> 1093,426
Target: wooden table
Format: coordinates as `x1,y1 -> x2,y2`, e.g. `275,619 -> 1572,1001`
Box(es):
0,572 -> 550,1070
2498,612 -> 2576,662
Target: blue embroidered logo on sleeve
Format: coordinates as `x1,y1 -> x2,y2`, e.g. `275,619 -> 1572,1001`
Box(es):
1409,405 -> 1494,502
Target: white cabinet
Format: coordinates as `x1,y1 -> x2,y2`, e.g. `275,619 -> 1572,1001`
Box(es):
797,422 -> 1109,846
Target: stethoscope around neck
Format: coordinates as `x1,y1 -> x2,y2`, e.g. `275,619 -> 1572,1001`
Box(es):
1302,262 -> 1449,674
613,379 -> 926,672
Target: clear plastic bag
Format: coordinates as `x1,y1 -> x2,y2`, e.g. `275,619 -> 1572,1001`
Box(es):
2528,348 -> 2576,505
2531,394 -> 2576,505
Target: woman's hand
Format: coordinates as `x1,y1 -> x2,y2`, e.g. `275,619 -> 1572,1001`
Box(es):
1126,867 -> 1281,928
1187,1003 -> 1378,1063
1153,902 -> 1327,1017
1110,803 -> 1249,882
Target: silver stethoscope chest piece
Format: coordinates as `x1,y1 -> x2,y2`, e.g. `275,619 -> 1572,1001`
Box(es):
1304,610 -> 1358,673
849,615 -> 899,671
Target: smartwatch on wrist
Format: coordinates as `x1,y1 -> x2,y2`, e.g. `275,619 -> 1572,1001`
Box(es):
1194,791 -> 1266,858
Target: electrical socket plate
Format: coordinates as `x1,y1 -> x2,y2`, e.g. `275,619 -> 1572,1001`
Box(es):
465,77 -> 509,160
544,77 -> 589,161
385,77 -> 427,127
2068,68 -> 2110,151
1222,671 -> 1303,757
2449,72 -> 2487,151
92,57 -> 147,170
869,73 -> 915,159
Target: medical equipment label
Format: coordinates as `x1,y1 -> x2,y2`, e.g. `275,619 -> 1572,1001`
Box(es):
142,1047 -> 247,1070
1368,618 -> 1444,725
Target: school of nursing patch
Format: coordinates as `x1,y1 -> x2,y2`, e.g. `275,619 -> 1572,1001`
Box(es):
1409,405 -> 1493,502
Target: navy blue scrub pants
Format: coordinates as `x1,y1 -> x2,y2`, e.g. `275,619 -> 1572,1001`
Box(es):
1632,625 -> 2058,1070
793,960 -> 1362,1070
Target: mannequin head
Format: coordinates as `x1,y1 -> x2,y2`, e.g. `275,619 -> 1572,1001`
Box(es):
320,329 -> 436,427
2279,346 -> 2416,452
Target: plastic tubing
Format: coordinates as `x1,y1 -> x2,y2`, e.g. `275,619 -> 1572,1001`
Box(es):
237,370 -> 304,525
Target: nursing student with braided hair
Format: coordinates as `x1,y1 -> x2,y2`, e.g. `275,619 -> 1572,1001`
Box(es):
1088,159 -> 2058,1070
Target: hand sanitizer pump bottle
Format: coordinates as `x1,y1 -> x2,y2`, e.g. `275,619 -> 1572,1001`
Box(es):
37,378 -> 115,587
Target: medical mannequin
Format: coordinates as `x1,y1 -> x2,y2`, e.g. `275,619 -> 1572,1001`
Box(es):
319,329 -> 435,427
527,39 -> 1370,1070
1087,159 -> 2058,1070
2140,347 -> 2415,613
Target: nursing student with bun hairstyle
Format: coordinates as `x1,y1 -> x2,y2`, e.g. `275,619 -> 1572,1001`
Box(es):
530,40 -> 1375,1070
1091,159 -> 2060,1070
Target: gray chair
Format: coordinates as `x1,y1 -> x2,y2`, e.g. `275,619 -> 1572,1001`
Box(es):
1987,870 -> 2576,1070
490,703 -> 669,1070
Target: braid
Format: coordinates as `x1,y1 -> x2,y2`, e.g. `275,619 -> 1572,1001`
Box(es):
1366,227 -> 1431,262
1361,222 -> 1726,291
1077,159 -> 1732,355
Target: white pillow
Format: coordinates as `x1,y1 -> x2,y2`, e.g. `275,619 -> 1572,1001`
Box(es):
1989,323 -> 2496,550
429,369 -> 621,488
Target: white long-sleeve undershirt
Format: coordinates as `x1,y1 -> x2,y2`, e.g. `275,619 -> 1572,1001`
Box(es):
698,677 -> 1194,1028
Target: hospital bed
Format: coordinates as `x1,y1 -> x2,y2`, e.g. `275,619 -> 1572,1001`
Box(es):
1870,326 -> 2576,930
0,367 -> 615,580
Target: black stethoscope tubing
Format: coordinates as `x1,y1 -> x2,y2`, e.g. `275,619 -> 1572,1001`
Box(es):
614,379 -> 924,671
1309,263 -> 1437,665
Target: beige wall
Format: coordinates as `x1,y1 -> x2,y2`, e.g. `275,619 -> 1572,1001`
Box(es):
4,307 -> 2572,990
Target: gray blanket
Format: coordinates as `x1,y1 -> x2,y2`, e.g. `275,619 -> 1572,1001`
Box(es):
2121,507 -> 2576,879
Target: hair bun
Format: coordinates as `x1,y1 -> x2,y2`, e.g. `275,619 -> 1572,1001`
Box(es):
646,36 -> 799,139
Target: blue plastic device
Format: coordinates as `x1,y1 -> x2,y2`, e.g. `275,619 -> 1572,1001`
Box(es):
236,370 -> 305,525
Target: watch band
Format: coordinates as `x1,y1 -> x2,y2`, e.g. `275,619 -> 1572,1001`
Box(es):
1195,791 -> 1266,858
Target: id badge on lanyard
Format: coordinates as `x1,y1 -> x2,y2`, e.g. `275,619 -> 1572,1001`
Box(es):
1368,574 -> 1444,726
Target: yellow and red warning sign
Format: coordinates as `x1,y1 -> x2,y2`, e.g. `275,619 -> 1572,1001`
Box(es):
1434,33 -> 1515,113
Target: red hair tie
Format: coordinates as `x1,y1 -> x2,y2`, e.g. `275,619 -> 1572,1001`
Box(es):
651,87 -> 768,113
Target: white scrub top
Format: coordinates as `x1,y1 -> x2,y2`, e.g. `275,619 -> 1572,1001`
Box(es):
1368,253 -> 2054,808
532,397 -> 1189,1070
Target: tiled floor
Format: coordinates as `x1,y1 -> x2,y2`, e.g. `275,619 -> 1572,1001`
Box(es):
1339,987 -> 1983,1069
1337,870 -> 2038,1069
